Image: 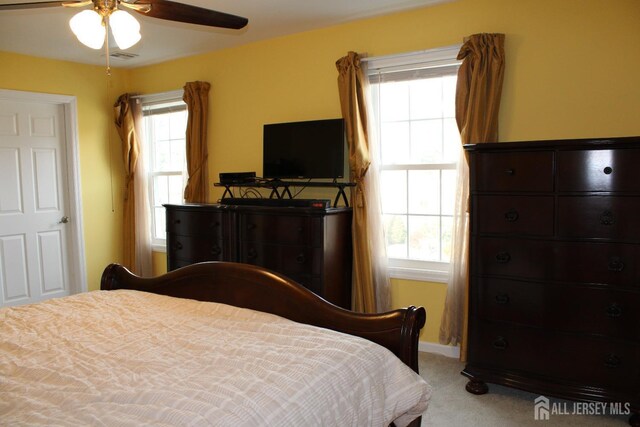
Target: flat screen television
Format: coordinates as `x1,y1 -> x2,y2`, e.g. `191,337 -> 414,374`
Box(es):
263,118 -> 345,180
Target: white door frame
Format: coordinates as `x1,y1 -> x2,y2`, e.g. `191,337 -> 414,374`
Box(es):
0,88 -> 87,294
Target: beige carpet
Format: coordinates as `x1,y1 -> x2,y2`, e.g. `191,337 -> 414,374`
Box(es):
418,352 -> 630,426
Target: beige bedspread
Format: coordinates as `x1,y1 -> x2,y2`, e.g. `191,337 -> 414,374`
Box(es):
0,290 -> 430,426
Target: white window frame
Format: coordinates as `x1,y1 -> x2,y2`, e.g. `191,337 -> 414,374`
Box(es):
364,45 -> 462,283
138,90 -> 187,252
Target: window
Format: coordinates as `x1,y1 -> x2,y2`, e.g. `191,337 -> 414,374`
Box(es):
140,91 -> 188,248
366,46 -> 461,282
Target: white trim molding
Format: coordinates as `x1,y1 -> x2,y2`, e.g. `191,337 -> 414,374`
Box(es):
363,44 -> 462,73
419,341 -> 460,359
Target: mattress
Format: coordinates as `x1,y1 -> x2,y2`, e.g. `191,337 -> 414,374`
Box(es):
0,290 -> 431,426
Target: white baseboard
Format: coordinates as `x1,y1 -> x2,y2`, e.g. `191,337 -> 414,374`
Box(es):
418,341 -> 460,359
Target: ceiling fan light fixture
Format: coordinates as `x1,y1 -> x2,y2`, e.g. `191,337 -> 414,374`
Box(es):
69,9 -> 105,50
109,10 -> 141,50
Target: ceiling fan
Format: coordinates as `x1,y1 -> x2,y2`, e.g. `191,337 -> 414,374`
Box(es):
0,1 -> 249,31
0,0 -> 249,74
0,1 -> 248,69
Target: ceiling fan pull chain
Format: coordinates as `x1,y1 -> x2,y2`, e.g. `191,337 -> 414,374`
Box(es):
105,15 -> 111,76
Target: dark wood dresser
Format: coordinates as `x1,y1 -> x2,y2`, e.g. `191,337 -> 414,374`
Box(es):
164,203 -> 353,309
464,137 -> 639,426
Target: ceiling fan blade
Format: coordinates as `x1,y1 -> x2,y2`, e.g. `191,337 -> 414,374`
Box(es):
132,0 -> 248,30
0,1 -> 69,10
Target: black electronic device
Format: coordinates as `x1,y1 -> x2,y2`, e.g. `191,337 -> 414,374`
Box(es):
219,171 -> 256,184
263,118 -> 345,180
220,198 -> 331,209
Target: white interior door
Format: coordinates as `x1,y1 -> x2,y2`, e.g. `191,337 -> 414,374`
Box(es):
0,98 -> 76,306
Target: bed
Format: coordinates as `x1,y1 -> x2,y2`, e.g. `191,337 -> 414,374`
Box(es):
1,261 -> 431,426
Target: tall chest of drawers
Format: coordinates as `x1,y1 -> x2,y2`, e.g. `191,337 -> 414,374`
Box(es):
464,137 -> 639,425
165,203 -> 353,309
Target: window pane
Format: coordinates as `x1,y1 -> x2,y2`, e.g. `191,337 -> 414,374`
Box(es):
154,139 -> 171,171
154,207 -> 165,240
411,119 -> 443,163
380,82 -> 409,122
153,114 -> 169,140
410,78 -> 443,120
441,215 -> 453,262
408,215 -> 440,261
441,170 -> 456,216
169,140 -> 185,171
380,170 -> 407,214
443,118 -> 461,162
442,75 -> 457,118
169,111 -> 187,139
408,170 -> 439,215
154,175 -> 169,206
380,121 -> 410,164
168,174 -> 184,204
383,214 -> 407,259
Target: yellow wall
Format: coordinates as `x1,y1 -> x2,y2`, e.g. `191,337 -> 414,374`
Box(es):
2,0 -> 638,344
0,51 -> 128,291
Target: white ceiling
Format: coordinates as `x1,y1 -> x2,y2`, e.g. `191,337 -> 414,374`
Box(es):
0,0 -> 450,68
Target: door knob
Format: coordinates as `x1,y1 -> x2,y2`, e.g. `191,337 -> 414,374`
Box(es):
59,216 -> 69,224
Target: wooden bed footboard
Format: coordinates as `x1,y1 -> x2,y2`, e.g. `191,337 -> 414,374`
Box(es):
100,262 -> 426,374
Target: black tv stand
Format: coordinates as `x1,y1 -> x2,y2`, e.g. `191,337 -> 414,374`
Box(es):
214,180 -> 356,207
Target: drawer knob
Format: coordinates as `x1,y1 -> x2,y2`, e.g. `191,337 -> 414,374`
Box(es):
495,294 -> 510,304
605,303 -> 622,318
492,336 -> 509,351
608,257 -> 625,272
604,353 -> 621,368
496,251 -> 511,264
296,253 -> 306,264
600,210 -> 615,226
504,209 -> 519,222
209,221 -> 220,228
504,168 -> 515,176
247,248 -> 257,259
247,223 -> 256,230
211,245 -> 221,256
603,166 -> 613,175
172,241 -> 183,250
173,219 -> 181,224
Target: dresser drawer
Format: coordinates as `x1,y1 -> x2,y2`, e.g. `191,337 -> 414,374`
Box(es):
475,237 -> 640,287
475,195 -> 554,235
240,243 -> 322,276
557,148 -> 640,192
472,278 -> 640,339
166,209 -> 225,237
558,196 -> 640,241
167,235 -> 226,262
474,238 -> 551,279
552,242 -> 640,288
240,214 -> 319,245
474,151 -> 554,192
468,319 -> 640,391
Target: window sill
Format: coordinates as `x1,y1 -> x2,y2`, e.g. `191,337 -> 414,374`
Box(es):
152,243 -> 166,253
388,266 -> 449,283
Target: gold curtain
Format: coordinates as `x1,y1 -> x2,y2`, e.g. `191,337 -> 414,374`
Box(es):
439,33 -> 506,361
183,81 -> 211,203
336,51 -> 391,313
113,93 -> 140,272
